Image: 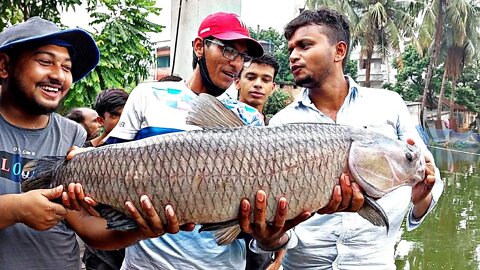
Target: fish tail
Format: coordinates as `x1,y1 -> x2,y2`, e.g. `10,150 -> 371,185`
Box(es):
21,156 -> 65,192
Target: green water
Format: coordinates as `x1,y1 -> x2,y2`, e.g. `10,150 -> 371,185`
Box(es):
395,146 -> 480,270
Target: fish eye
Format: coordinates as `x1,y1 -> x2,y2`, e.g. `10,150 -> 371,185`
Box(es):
405,152 -> 413,162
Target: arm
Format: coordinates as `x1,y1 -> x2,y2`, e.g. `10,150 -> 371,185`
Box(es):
0,186 -> 67,230
66,195 -> 194,250
240,173 -> 363,251
394,96 -> 443,228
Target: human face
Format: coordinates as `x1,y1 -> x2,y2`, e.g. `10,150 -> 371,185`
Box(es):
287,25 -> 337,88
100,107 -> 123,135
236,63 -> 276,112
8,44 -> 73,114
203,38 -> 248,90
81,108 -> 101,140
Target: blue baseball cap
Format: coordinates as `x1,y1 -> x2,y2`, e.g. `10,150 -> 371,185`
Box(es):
0,17 -> 100,82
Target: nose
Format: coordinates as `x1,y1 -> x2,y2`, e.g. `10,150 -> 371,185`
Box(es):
253,77 -> 263,89
48,65 -> 66,84
230,55 -> 244,70
289,48 -> 300,64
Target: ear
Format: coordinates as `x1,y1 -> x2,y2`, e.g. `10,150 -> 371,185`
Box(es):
193,37 -> 204,59
97,116 -> 104,126
234,77 -> 240,90
334,41 -> 348,63
0,53 -> 9,79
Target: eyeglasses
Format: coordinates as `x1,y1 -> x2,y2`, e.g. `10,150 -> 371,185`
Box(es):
204,39 -> 253,67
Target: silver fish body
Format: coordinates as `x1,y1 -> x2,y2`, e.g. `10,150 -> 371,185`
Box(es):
24,123 -> 424,225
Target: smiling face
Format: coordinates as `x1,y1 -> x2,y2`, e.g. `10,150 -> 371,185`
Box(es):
236,62 -> 276,112
287,25 -> 342,89
4,44 -> 73,115
198,38 -> 248,91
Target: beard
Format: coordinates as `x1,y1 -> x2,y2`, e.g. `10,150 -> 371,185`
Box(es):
9,75 -> 59,115
294,65 -> 332,89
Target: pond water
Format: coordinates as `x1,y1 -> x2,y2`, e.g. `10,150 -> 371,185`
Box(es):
395,146 -> 480,270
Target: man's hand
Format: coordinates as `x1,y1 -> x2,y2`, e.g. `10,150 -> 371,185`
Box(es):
317,173 -> 364,214
125,195 -> 195,240
66,146 -> 93,161
16,185 -> 68,230
239,190 -> 311,250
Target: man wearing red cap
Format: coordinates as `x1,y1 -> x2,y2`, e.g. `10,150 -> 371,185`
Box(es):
104,12 -> 310,270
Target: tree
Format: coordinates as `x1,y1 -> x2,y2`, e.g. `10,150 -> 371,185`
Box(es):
62,0 -> 163,112
263,89 -> 292,117
384,44 -> 445,102
306,0 -> 419,87
420,0 -> 446,126
249,27 -> 293,83
0,0 -> 163,113
438,0 -> 480,120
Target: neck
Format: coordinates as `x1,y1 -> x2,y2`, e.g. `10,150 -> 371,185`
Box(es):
90,132 -> 107,147
187,68 -> 207,95
0,93 -> 49,129
309,74 -> 349,122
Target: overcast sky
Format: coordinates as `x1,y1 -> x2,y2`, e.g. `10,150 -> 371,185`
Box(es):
62,0 -> 301,42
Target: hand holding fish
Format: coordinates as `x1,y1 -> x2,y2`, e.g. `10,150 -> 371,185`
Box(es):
411,153 -> 435,219
316,173 -> 365,214
15,185 -> 68,230
239,190 -> 311,251
124,195 -> 195,239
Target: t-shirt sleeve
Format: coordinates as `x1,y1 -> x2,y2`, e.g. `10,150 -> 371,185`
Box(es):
108,86 -> 146,141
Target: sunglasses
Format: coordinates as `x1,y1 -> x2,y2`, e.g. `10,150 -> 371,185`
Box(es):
204,39 -> 253,67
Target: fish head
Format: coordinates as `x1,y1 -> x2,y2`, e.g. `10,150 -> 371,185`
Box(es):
348,133 -> 426,198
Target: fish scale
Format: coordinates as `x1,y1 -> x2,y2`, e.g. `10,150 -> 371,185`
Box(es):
22,119 -> 425,241
54,124 -> 350,224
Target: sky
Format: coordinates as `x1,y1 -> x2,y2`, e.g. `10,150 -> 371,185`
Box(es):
62,0 -> 302,43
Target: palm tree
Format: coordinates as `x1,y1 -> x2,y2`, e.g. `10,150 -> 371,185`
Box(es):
419,0 -> 446,127
436,0 -> 480,123
305,0 -> 419,87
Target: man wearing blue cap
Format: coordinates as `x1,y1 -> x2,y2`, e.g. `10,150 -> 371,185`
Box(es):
0,17 -> 181,269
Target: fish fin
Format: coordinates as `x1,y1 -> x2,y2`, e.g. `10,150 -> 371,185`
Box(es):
358,195 -> 390,233
94,204 -> 138,231
186,93 -> 246,128
200,220 -> 241,245
21,156 -> 65,192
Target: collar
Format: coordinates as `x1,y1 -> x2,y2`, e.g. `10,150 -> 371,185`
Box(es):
295,75 -> 360,109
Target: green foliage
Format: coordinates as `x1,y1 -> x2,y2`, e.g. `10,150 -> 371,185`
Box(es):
263,89 -> 292,117
62,0 -> 163,112
249,27 -> 293,84
344,59 -> 358,80
0,0 -> 163,113
0,0 -> 81,29
456,62 -> 480,113
384,45 -> 445,102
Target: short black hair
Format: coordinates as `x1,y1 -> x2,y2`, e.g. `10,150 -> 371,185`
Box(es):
284,8 -> 350,69
239,53 -> 279,79
159,75 -> 183,82
94,88 -> 128,118
66,108 -> 85,123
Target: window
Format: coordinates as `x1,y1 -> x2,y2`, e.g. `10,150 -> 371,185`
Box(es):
157,56 -> 170,68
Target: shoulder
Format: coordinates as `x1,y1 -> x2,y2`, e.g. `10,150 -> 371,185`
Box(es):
51,113 -> 87,139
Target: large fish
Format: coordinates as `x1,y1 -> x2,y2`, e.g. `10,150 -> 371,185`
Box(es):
22,94 -> 425,244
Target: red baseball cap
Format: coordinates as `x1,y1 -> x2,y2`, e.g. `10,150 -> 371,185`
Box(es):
197,12 -> 264,57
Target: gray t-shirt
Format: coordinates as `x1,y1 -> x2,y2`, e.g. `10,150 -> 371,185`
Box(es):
0,113 -> 86,270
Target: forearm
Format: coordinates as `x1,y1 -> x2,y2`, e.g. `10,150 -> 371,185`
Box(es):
66,208 -> 143,250
0,194 -> 20,229
412,192 -> 432,219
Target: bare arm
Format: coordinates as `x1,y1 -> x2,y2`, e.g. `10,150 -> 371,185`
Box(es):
0,186 -> 67,230
66,195 -> 195,250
